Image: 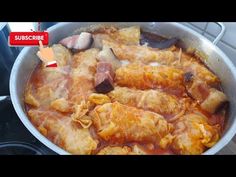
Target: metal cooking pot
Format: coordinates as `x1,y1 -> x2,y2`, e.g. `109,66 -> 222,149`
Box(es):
5,22 -> 236,155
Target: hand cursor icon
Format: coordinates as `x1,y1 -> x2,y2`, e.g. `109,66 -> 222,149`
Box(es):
37,40 -> 57,67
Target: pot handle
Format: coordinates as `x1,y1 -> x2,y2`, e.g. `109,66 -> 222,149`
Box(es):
212,22 -> 226,45
0,95 -> 11,102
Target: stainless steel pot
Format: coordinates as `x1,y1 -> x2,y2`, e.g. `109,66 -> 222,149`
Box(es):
5,22 -> 236,155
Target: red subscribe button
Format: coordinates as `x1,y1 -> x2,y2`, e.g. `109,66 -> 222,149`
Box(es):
9,32 -> 49,46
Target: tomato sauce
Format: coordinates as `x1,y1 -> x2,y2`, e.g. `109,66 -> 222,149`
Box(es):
24,28 -> 228,155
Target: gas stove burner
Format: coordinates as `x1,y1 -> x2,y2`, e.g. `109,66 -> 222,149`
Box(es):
0,141 -> 48,155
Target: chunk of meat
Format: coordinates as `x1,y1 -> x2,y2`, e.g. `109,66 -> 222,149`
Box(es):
97,146 -> 132,155
108,86 -> 186,116
90,102 -> 173,145
115,63 -> 185,95
95,62 -> 115,94
59,35 -> 79,49
171,114 -> 220,155
28,109 -> 97,154
59,32 -> 93,51
96,62 -> 115,78
72,32 -> 93,51
95,72 -> 114,93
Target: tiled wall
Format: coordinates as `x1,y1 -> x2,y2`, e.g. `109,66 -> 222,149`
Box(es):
181,22 -> 236,66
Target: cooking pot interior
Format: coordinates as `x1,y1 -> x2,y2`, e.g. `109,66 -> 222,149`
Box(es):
10,22 -> 236,154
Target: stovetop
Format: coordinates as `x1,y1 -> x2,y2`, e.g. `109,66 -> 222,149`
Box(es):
0,99 -> 56,155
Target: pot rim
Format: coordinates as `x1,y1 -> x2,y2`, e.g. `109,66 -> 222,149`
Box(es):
9,22 -> 236,155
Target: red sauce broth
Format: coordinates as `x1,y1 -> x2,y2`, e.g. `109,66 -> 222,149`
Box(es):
24,30 -> 228,155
